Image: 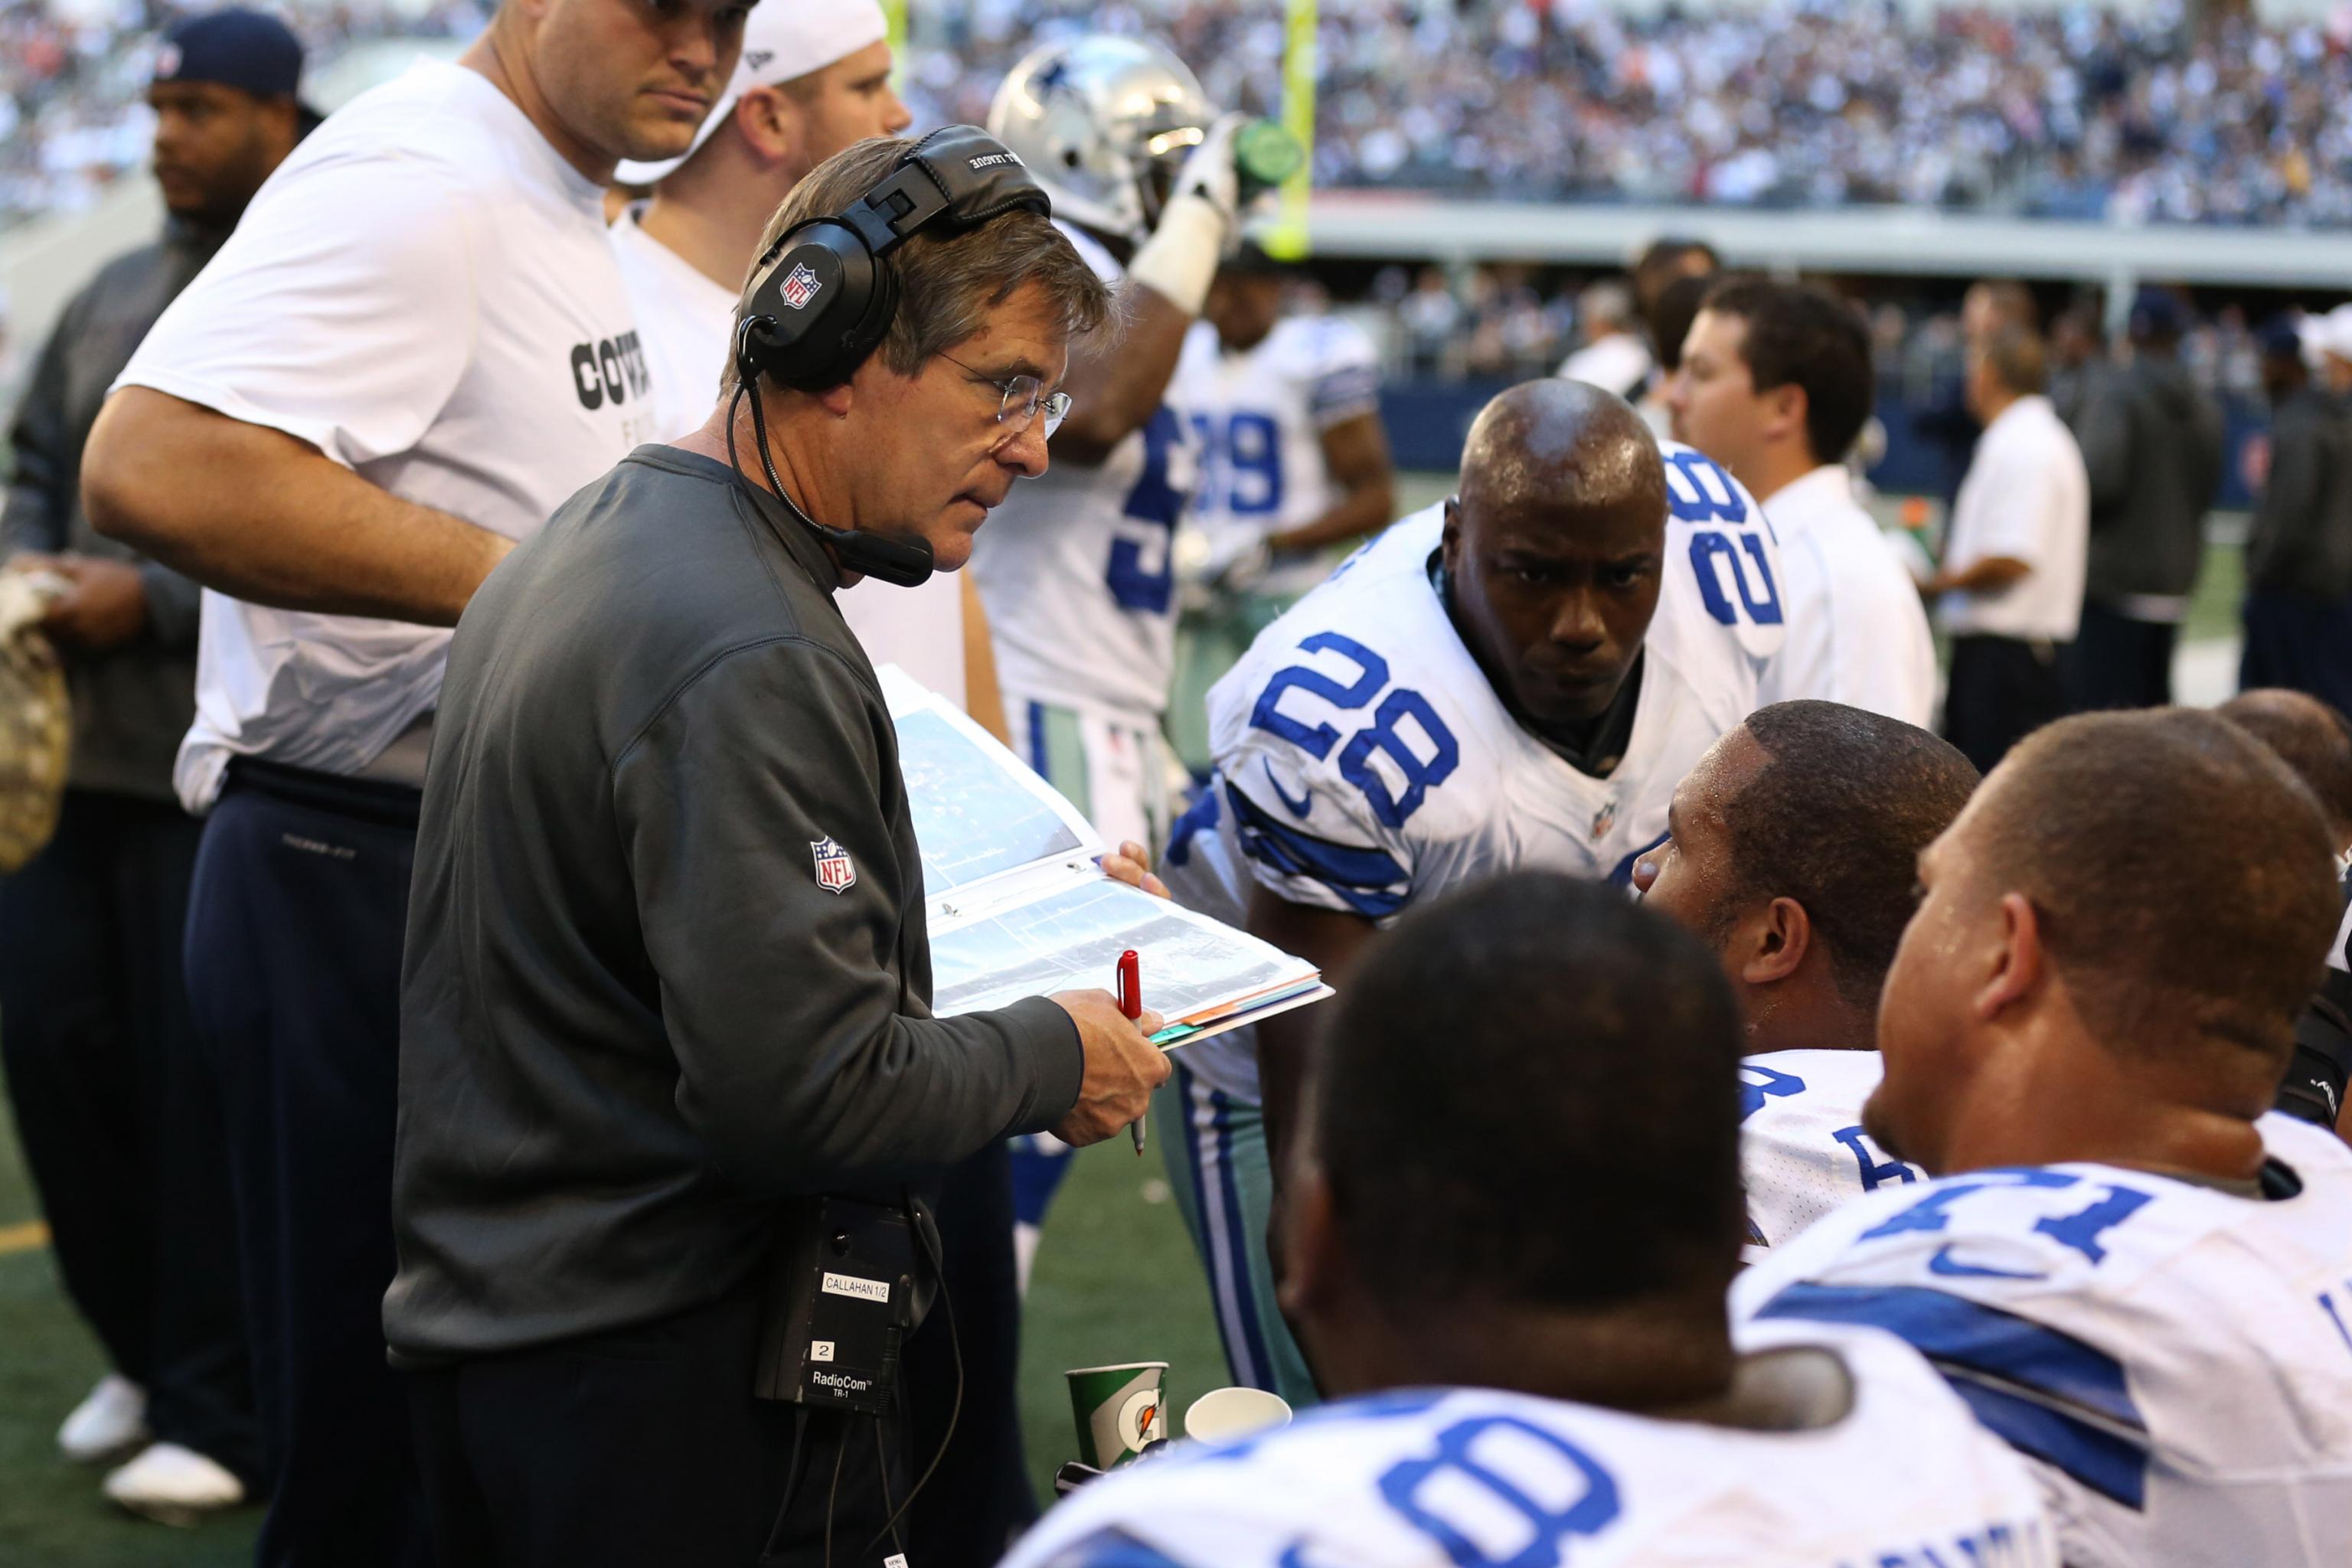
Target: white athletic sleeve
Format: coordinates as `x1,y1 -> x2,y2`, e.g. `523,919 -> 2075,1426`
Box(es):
116,152 -> 478,469
1302,318 -> 1381,430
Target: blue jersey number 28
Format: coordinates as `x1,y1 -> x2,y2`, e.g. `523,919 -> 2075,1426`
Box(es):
1106,407 -> 1187,613
1249,632 -> 1459,828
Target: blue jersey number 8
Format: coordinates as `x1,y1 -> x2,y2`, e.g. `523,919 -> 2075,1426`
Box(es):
1250,632 -> 1460,829
1378,1416 -> 1622,1568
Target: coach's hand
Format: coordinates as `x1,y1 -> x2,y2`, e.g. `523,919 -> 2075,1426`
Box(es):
1049,990 -> 1170,1147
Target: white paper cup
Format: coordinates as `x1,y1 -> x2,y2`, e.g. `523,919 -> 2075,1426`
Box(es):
1182,1385 -> 1292,1444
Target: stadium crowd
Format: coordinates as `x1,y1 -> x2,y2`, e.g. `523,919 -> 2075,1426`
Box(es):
12,0 -> 2352,234
6,4 -> 2352,1568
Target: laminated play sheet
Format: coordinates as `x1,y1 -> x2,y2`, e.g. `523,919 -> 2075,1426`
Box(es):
880,666 -> 1329,1045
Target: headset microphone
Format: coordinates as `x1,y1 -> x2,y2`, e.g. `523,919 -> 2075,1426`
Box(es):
724,126 -> 1050,590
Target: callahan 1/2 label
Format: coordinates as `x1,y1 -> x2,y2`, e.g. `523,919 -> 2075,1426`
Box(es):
820,1272 -> 890,1304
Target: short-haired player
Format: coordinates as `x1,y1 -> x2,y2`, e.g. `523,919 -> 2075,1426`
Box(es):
1635,700 -> 1981,1253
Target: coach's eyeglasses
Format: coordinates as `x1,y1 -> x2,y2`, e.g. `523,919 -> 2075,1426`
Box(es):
939,351 -> 1073,439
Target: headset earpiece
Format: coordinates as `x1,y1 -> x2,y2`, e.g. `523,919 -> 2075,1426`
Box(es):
727,126 -> 1052,589
732,124 -> 1049,394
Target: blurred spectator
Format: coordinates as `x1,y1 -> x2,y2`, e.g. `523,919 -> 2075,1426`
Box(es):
2239,315 -> 2352,714
1636,270 -> 1714,436
1557,277 -> 1651,400
1929,324 -> 2089,771
2046,299 -> 2104,425
2070,288 -> 2226,709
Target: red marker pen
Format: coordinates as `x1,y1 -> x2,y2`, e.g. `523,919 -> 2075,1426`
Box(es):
1117,949 -> 1145,1155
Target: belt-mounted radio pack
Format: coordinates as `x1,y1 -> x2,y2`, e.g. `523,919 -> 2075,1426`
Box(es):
755,1193 -> 940,1414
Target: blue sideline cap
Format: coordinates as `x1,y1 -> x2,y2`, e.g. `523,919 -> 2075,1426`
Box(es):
154,8 -> 308,103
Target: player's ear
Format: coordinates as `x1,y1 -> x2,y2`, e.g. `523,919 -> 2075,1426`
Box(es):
735,86 -> 794,166
1743,896 -> 1809,986
1771,382 -> 1808,449
1977,890 -> 2043,1021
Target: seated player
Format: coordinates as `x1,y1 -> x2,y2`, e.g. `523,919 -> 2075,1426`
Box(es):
1001,873 -> 2058,1568
1161,379 -> 1785,1400
1634,700 -> 1981,1253
2217,687 -> 2352,861
1735,709 -> 2352,1568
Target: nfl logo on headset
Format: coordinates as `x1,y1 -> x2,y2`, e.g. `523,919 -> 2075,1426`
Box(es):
811,837 -> 856,894
781,263 -> 822,311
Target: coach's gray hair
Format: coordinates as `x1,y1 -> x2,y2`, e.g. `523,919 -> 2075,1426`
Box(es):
720,136 -> 1113,397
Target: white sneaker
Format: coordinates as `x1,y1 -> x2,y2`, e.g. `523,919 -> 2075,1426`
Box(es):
102,1442 -> 246,1526
57,1374 -> 148,1465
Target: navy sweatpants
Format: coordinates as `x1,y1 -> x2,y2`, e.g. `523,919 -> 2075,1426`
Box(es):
182,763 -> 424,1567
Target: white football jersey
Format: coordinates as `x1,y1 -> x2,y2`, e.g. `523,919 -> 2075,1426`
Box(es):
1174,313 -> 1381,579
1740,1049 -> 1923,1261
1002,1317 -> 2057,1568
1733,1113 -> 2352,1568
969,222 -> 1199,724
1163,441 -> 1783,1101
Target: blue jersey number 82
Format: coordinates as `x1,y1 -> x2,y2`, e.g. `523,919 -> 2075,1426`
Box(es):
1664,449 -> 1783,629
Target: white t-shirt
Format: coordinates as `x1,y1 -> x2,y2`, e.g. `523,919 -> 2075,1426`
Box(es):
607,201 -> 969,708
608,202 -> 735,438
1938,395 -> 2090,642
969,221 -> 1199,725
1559,330 -> 1655,401
1003,1318 -> 2057,1568
1753,464 -> 1938,726
1735,1114 -> 2352,1568
116,60 -> 654,810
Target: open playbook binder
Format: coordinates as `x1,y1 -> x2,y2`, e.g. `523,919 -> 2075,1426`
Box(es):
880,666 -> 1331,1047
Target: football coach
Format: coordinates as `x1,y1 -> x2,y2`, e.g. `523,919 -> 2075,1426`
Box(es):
384,131 -> 1167,1566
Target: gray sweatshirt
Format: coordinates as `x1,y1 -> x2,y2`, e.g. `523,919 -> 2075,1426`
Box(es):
386,445 -> 1081,1364
2074,354 -> 2226,607
0,222 -> 217,800
2245,385 -> 2352,600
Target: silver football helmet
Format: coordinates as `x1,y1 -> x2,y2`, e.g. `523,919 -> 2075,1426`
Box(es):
987,36 -> 1217,247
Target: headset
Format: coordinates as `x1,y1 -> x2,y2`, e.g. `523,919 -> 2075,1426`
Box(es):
726,125 -> 1051,588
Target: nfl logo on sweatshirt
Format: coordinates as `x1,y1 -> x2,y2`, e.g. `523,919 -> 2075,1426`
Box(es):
811,837 -> 855,894
781,263 -> 822,310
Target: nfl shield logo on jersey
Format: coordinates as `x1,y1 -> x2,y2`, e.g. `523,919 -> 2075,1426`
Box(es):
1591,799 -> 1617,840
811,837 -> 855,894
781,263 -> 822,311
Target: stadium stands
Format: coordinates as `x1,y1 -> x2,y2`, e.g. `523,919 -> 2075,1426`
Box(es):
8,1 -> 2352,238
